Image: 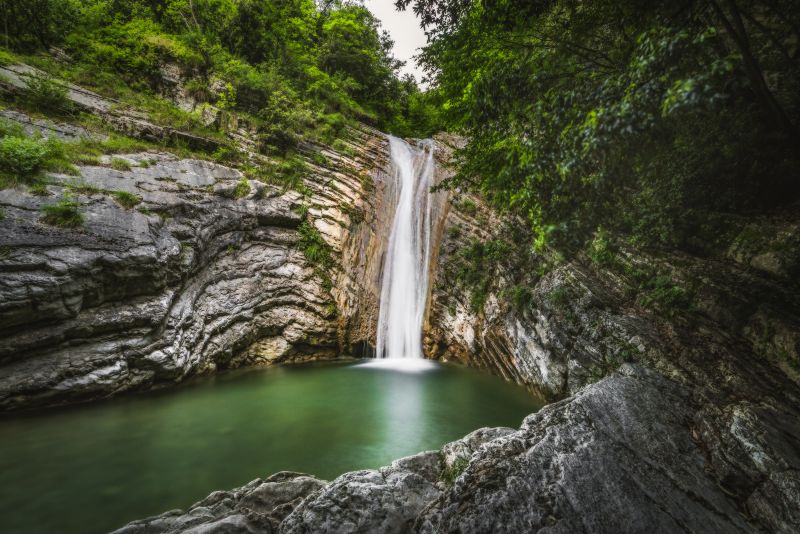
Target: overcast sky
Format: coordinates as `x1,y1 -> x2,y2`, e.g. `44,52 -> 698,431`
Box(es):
362,0 -> 427,84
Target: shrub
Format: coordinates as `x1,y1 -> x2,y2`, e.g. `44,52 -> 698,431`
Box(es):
588,228 -> 615,265
0,136 -> 49,176
40,195 -> 84,227
24,72 -> 73,115
637,274 -> 693,317
112,190 -> 141,209
456,197 -> 478,216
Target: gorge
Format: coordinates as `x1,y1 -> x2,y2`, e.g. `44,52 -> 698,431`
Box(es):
1,1 -> 800,533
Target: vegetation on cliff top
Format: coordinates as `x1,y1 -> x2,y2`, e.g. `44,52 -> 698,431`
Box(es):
1,0 -> 440,140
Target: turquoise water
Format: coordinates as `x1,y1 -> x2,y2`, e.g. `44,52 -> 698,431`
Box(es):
0,360 -> 542,534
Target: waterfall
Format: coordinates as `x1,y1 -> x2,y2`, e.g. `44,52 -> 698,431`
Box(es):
375,136 -> 436,360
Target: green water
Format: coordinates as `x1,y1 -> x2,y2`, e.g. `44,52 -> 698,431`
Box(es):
0,359 -> 542,534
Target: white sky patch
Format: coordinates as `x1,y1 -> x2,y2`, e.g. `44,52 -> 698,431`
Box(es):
363,0 -> 427,85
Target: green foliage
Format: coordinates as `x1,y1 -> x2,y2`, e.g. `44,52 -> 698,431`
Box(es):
112,190 -> 141,209
440,457 -> 469,487
404,0 -> 800,253
446,237 -> 512,312
455,197 -> 477,216
0,0 -> 80,51
547,287 -> 570,308
23,72 -> 73,115
0,123 -> 86,185
109,158 -> 132,171
0,135 -> 49,176
215,82 -> 237,110
64,178 -> 102,195
28,182 -> 51,196
40,194 -> 83,227
297,218 -> 334,291
588,228 -> 615,265
637,274 -> 693,317
230,177 -> 250,199
3,0 -> 432,138
256,86 -> 313,154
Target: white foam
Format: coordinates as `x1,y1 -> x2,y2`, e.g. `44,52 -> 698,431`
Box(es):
356,358 -> 438,373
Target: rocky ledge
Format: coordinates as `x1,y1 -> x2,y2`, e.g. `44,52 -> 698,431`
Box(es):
0,101 -> 394,411
116,363 -> 798,533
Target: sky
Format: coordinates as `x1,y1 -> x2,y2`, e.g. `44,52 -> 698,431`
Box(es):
362,0 -> 428,85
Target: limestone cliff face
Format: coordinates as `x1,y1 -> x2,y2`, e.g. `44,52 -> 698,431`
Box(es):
0,65 -> 397,410
421,153 -> 800,530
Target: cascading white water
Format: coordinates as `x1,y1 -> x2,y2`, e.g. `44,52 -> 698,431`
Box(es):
375,136 -> 436,361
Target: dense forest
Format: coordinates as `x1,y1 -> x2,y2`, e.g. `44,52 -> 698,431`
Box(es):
1,0 -> 441,146
2,0 -> 799,254
398,0 -> 800,253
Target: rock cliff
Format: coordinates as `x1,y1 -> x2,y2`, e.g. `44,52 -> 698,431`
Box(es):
0,64 -> 396,411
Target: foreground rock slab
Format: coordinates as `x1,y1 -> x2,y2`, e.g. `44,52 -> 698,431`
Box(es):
118,364 -> 797,533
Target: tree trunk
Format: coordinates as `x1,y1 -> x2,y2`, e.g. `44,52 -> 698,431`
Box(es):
709,0 -> 797,136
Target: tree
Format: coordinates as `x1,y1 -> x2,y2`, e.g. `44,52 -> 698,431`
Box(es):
398,0 -> 800,250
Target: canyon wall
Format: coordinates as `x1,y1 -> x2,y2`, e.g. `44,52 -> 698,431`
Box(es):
0,64 -> 398,410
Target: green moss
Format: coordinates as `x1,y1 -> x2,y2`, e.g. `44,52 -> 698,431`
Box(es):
137,158 -> 158,168
0,49 -> 17,66
324,301 -> 338,318
298,220 -> 334,291
112,190 -> 141,209
229,177 -> 250,199
440,457 -> 470,487
359,172 -> 374,192
547,286 -> 569,307
331,138 -> 356,157
40,195 -> 84,228
309,151 -> 329,166
340,203 -> 365,224
636,274 -> 693,317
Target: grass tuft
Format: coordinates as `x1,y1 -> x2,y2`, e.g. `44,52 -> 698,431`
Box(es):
112,190 -> 141,209
110,157 -> 132,171
40,195 -> 84,228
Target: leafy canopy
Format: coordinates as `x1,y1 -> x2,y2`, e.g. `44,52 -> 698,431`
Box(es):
399,0 -> 800,251
1,0 -> 438,137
